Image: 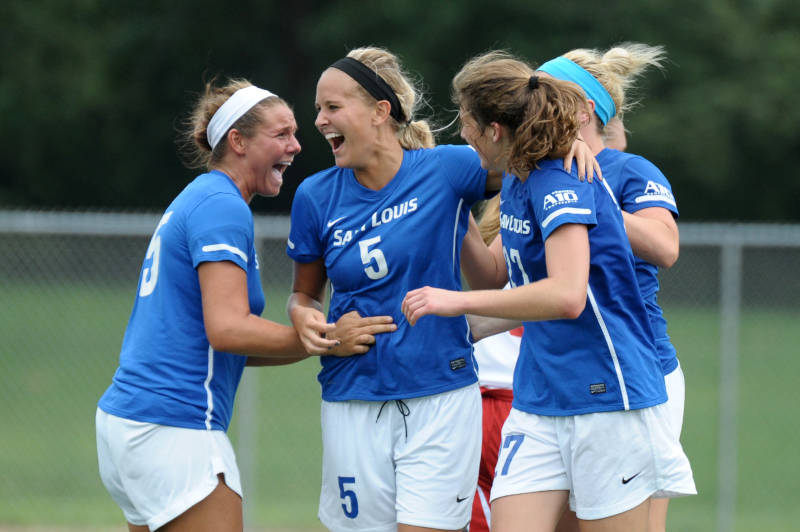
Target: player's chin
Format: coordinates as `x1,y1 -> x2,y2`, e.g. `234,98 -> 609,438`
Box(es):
261,184 -> 282,197
332,153 -> 351,169
261,175 -> 283,197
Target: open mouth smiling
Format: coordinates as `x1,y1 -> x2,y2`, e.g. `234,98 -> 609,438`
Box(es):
325,132 -> 345,152
272,160 -> 292,177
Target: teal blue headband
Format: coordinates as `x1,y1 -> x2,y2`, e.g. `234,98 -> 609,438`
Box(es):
537,56 -> 616,125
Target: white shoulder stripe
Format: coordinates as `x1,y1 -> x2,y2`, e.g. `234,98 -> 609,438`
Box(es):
202,243 -> 248,262
634,194 -> 677,207
541,207 -> 592,229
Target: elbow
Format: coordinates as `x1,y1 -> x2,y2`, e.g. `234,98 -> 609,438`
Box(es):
473,274 -> 507,291
463,262 -> 508,290
653,244 -> 680,269
494,268 -> 510,289
557,289 -> 587,320
562,299 -> 586,320
207,337 -> 235,354
205,324 -> 239,353
661,245 -> 679,269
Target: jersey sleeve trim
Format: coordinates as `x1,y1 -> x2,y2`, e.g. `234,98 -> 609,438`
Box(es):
542,207 -> 593,228
201,243 -> 248,263
633,194 -> 677,207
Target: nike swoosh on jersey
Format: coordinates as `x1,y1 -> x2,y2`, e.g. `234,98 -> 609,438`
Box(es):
327,216 -> 347,228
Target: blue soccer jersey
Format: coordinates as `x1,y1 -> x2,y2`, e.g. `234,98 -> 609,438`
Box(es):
501,158 -> 666,416
288,145 -> 489,401
98,170 -> 265,431
598,148 -> 680,375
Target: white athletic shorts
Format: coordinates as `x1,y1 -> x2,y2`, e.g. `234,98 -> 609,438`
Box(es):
491,402 -> 696,520
664,361 -> 686,442
319,383 -> 482,532
95,408 -> 242,530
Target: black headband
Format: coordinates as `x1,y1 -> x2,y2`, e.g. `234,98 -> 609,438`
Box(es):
330,57 -> 407,123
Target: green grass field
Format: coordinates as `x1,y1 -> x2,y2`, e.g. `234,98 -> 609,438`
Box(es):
1,280 -> 798,531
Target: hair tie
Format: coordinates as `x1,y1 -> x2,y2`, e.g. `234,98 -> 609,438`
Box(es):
528,75 -> 540,90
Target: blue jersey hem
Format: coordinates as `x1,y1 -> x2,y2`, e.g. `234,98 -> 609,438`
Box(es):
659,355 -> 679,375
510,394 -> 667,417
96,402 -> 226,432
320,375 -> 478,402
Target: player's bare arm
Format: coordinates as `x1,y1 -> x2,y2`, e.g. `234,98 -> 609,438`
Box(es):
622,207 -> 679,268
288,258 -> 396,356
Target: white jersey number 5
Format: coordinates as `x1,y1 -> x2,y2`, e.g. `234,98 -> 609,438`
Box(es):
359,236 -> 389,280
139,211 -> 173,297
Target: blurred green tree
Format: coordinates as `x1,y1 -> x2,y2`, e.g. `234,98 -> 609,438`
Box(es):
0,0 -> 797,221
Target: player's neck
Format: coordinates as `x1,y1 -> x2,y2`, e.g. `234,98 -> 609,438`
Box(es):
580,124 -> 605,156
212,162 -> 252,203
353,140 -> 404,191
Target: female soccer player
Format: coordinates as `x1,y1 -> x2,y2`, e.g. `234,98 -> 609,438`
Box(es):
286,47 -> 498,532
286,47 -> 598,532
96,79 -> 394,532
465,129 -> 628,532
402,51 -> 694,532
465,111 -> 667,532
538,42 -> 693,532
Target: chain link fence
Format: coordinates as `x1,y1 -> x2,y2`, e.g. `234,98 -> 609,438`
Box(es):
1,210 -> 798,532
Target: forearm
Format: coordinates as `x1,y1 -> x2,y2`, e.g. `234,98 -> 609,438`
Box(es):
211,314 -> 308,359
287,290 -> 324,323
622,211 -> 679,268
405,224 -> 589,326
461,220 -> 507,289
465,226 -> 588,321
462,248 -> 505,290
199,261 -> 310,360
467,314 -> 522,342
463,279 -> 586,322
246,353 -> 308,366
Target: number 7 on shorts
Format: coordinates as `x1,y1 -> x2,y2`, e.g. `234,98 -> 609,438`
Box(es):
499,434 -> 524,476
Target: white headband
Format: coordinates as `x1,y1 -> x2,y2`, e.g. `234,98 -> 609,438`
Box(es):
207,85 -> 277,149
